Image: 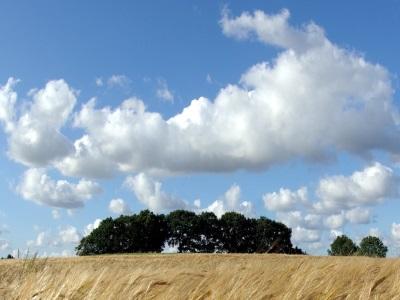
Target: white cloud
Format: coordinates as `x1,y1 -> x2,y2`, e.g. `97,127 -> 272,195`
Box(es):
369,228 -> 380,238
107,75 -> 130,88
0,240 -> 9,251
27,231 -> 48,247
58,226 -> 80,244
84,219 -> 102,236
7,79 -> 76,167
52,209 -> 61,219
124,174 -> 253,217
206,184 -> 253,218
292,226 -> 320,243
49,249 -> 73,257
156,79 -> 174,102
345,207 -> 371,224
329,229 -> 343,240
56,133 -> 117,178
391,223 -> 400,241
206,74 -> 213,84
44,9 -> 400,178
17,168 -> 101,208
95,77 -> 104,87
324,212 -> 346,229
220,8 -> 326,53
125,173 -> 188,213
276,211 -> 303,228
109,198 -> 131,215
263,187 -> 307,212
315,163 -> 398,213
0,77 -> 19,132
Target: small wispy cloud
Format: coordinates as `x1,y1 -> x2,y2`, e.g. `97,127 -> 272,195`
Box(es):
95,75 -> 131,88
156,79 -> 174,103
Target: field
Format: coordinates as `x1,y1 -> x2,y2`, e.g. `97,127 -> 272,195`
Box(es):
1,254 -> 399,299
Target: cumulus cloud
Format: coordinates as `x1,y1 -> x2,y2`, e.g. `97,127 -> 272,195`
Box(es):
206,184 -> 253,218
156,79 -> 174,102
329,229 -> 343,240
369,228 -> 380,238
41,9 -> 399,178
220,8 -> 327,52
0,77 -> 18,132
292,226 -> 320,243
0,240 -> 9,251
58,226 -> 81,244
315,163 -> 398,213
125,173 -> 188,213
268,162 -> 395,248
345,207 -> 371,224
391,223 -> 400,241
276,210 -> 322,231
124,173 -> 253,217
263,187 -> 307,212
17,168 -> 101,208
109,198 -> 131,215
27,231 -> 49,247
84,219 -> 102,236
8,80 -> 76,167
323,212 -> 346,229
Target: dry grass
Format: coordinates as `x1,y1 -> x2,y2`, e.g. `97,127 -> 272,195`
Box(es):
1,254 -> 400,299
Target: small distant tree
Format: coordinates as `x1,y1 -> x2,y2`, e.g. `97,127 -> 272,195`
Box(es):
358,236 -> 388,258
6,254 -> 14,259
328,235 -> 358,256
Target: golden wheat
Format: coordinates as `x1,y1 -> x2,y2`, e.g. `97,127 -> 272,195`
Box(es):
1,254 -> 399,299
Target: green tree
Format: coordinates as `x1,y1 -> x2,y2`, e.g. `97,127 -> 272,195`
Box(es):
76,209 -> 304,255
76,212 -> 168,255
166,210 -> 199,252
220,212 -> 255,253
358,236 -> 388,258
76,217 -> 116,255
196,212 -> 222,252
328,235 -> 358,256
255,217 -> 294,253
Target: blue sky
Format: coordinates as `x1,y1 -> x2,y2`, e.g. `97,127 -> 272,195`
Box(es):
1,1 -> 400,256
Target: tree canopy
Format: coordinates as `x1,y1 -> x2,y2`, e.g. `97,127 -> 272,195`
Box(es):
328,235 -> 388,258
328,235 -> 358,256
358,236 -> 388,258
76,209 -> 305,256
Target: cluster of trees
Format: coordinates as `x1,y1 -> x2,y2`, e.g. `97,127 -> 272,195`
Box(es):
76,210 -> 305,255
328,235 -> 388,257
0,254 -> 14,259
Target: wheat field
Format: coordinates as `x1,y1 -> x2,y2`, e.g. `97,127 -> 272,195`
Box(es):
1,254 -> 400,299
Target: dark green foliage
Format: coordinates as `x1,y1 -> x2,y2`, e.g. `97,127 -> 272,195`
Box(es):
195,212 -> 222,252
328,235 -> 358,256
76,211 -> 167,255
76,209 -> 304,256
220,212 -> 255,253
166,210 -> 199,252
254,217 -> 294,253
358,236 -> 388,258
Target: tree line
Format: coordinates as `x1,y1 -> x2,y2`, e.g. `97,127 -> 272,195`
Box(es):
76,210 -> 305,255
328,235 -> 388,257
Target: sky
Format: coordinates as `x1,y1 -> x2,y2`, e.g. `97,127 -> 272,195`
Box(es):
1,0 -> 400,257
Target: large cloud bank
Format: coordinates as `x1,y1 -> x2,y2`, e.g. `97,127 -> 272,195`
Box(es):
0,9 -> 398,179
